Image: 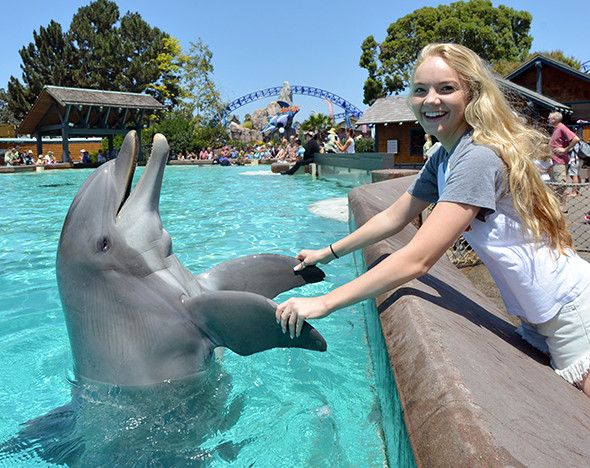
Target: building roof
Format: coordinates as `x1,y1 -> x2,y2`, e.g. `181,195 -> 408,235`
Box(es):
355,96 -> 416,126
496,77 -> 572,114
505,54 -> 590,85
18,86 -> 166,135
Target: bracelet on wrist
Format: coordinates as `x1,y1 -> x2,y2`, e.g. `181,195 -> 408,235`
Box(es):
329,244 -> 339,259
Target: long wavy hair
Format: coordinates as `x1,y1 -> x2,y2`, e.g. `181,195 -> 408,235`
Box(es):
413,43 -> 573,253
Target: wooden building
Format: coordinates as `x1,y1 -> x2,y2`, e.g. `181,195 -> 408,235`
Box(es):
17,86 -> 165,162
355,96 -> 424,166
505,54 -> 590,140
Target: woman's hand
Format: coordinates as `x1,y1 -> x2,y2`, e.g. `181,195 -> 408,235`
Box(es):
293,247 -> 335,271
276,296 -> 331,338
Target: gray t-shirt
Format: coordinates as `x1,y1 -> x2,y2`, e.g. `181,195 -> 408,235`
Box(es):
407,131 -> 590,324
408,131 -> 508,221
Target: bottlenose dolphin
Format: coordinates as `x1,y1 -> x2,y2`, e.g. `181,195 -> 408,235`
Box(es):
1,131 -> 326,465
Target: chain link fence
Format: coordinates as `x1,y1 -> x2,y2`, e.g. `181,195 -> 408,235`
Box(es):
441,182 -> 590,266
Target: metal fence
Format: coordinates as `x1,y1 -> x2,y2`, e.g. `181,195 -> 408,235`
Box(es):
443,182 -> 590,266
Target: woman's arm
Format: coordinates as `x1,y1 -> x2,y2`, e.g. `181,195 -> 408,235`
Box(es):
295,191 -> 430,269
277,200 -> 480,338
337,138 -> 352,152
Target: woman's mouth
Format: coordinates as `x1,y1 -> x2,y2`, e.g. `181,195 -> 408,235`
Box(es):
423,111 -> 446,119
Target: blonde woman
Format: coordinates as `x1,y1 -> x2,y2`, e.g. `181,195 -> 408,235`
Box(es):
276,43 -> 590,397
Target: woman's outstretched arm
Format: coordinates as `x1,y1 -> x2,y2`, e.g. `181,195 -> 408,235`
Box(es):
277,200 -> 480,338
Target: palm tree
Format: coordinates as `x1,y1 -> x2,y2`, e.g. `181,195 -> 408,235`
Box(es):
300,112 -> 333,135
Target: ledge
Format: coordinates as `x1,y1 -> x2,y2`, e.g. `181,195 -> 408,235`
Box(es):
348,176 -> 590,467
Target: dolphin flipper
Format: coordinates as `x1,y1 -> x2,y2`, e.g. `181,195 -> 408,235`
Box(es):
186,290 -> 327,355
195,254 -> 325,298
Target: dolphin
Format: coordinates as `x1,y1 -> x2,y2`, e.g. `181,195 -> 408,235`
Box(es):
1,131 -> 326,465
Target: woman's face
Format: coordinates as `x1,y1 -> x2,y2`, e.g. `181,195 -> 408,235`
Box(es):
410,56 -> 470,150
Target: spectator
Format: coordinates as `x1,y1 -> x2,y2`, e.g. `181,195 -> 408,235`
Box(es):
324,128 -> 339,153
337,128 -> 355,154
548,112 -> 579,212
281,133 -> 319,175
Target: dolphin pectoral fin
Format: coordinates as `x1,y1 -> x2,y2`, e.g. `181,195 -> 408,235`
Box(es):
195,254 -> 325,298
186,291 -> 327,355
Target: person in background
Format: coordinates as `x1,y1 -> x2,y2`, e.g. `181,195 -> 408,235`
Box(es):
548,112 -> 579,212
337,128 -> 355,154
281,132 -> 320,175
276,42 -> 590,398
324,128 -> 339,153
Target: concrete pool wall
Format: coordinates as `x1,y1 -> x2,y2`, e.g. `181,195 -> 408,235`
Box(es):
348,175 -> 590,467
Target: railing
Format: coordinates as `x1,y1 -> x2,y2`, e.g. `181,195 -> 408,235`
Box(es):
444,181 -> 590,266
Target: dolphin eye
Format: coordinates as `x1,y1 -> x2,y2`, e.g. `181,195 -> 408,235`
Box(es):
98,237 -> 111,253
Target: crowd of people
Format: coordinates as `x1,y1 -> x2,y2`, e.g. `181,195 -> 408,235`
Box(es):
2,145 -> 122,166
3,146 -> 57,166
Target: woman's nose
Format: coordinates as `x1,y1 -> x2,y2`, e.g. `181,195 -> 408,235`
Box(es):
424,88 -> 440,104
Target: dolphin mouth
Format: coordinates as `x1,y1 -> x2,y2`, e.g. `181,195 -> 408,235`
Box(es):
113,131 -> 140,216
118,156 -> 137,216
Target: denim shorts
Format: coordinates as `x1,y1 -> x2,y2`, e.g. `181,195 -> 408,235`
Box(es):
534,284 -> 590,385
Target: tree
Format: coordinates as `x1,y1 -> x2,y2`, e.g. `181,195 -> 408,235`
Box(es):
7,0 -> 182,120
7,20 -> 74,119
182,38 -> 226,125
300,113 -> 333,135
360,0 -> 533,104
492,50 -> 583,76
0,88 -> 18,127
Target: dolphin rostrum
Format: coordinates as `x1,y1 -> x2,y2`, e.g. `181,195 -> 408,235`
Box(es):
1,131 -> 326,465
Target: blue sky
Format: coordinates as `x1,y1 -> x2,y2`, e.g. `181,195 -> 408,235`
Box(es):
1,0 -> 588,122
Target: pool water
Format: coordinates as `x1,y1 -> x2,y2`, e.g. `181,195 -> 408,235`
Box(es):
0,165 -> 412,466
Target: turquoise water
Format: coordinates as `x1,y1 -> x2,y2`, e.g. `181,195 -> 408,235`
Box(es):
0,165 -> 411,466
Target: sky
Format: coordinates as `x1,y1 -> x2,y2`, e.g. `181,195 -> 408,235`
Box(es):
1,0 -> 588,122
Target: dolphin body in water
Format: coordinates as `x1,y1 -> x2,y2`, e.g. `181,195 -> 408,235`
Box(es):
2,131 -> 326,465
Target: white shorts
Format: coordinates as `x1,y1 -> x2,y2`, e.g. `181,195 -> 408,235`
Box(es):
567,159 -> 580,177
534,284 -> 590,385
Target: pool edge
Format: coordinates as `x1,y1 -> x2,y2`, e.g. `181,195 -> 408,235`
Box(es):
348,176 -> 590,467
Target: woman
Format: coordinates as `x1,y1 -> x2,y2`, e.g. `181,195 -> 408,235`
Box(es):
337,128 -> 355,153
276,43 -> 590,396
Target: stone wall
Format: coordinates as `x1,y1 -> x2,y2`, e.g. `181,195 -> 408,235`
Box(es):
349,175 -> 590,467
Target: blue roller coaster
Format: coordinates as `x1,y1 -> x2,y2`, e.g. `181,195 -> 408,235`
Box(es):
221,85 -> 364,127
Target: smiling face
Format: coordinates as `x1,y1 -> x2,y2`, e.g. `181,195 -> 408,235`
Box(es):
410,56 -> 470,151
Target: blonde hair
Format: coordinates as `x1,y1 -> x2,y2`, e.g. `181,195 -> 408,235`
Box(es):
413,43 -> 572,253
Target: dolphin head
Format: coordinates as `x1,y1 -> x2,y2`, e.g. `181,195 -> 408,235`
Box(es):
57,131 -> 172,288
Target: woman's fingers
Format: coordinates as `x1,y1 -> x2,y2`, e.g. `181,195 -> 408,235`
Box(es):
276,299 -> 306,338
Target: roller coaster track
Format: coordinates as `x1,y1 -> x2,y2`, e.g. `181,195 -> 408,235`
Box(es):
221,85 -> 364,124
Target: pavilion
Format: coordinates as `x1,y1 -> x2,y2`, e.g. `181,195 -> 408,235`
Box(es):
17,86 -> 166,162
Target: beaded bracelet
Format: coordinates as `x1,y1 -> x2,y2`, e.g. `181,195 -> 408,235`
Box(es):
329,244 -> 339,259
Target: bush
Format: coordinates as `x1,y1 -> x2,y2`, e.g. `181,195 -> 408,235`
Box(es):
355,138 -> 375,153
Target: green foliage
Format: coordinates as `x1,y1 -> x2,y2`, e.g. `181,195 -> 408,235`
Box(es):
360,0 -> 533,104
8,0 -> 183,119
141,108 -> 229,155
0,89 -> 18,126
300,113 -> 333,135
355,138 -> 375,153
182,38 -> 227,124
492,50 -> 583,76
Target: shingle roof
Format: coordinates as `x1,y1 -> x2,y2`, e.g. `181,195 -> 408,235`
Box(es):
496,77 -> 572,114
44,86 -> 166,109
18,86 -> 165,135
505,54 -> 590,85
355,96 -> 416,126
